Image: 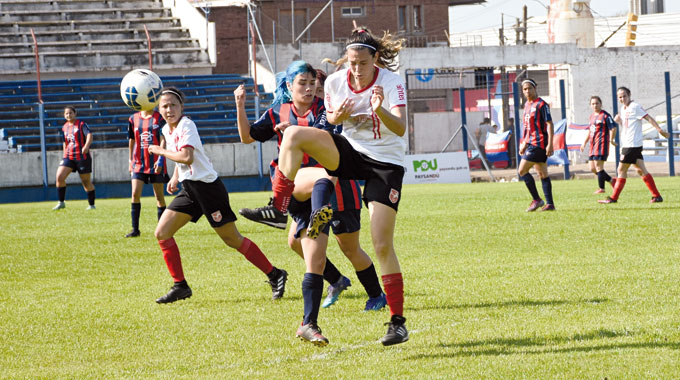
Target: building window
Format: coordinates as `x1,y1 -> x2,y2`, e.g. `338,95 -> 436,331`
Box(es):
413,5 -> 422,31
398,5 -> 407,31
341,7 -> 364,17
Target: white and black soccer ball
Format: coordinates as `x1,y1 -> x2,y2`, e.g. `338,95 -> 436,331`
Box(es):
120,69 -> 163,111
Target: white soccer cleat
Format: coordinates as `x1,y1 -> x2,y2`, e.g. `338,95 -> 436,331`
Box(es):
85,205 -> 96,210
52,202 -> 65,210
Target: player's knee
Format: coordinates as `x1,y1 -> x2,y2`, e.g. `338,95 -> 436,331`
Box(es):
372,240 -> 393,258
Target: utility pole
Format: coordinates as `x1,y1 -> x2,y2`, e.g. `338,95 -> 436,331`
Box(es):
499,15 -> 509,133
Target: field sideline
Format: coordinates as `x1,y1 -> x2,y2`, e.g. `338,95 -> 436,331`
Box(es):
1,178 -> 679,379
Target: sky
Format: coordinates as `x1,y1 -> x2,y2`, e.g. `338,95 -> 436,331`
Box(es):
449,0 -> 680,34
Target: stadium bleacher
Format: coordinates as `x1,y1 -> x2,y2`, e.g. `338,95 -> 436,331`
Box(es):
0,74 -> 272,152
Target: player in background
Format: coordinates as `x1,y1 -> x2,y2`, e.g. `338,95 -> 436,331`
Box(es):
268,27 -> 409,346
52,106 -> 96,210
599,86 -> 669,204
125,109 -> 169,237
234,64 -> 386,315
147,87 -> 288,304
580,96 -> 617,194
518,79 -> 556,212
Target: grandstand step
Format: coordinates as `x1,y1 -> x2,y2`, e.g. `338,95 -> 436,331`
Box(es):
0,27 -> 189,43
0,17 -> 179,31
0,8 -> 168,23
0,38 -> 199,54
0,0 -> 161,12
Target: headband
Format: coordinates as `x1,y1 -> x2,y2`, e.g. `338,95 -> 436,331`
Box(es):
521,79 -> 537,88
346,43 -> 376,51
161,89 -> 184,103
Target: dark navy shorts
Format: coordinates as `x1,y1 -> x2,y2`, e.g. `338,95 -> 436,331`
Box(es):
167,179 -> 237,228
621,147 -> 644,164
521,145 -> 548,163
589,155 -> 608,162
132,172 -> 170,184
60,156 -> 92,174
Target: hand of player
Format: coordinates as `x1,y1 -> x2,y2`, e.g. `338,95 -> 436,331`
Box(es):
129,160 -> 133,173
659,129 -> 670,138
579,143 -> 585,152
153,162 -> 162,174
274,121 -> 292,133
82,147 -> 89,155
148,144 -> 161,155
334,98 -> 354,124
546,145 -> 554,157
519,142 -> 527,155
370,86 -> 384,112
234,84 -> 247,108
614,114 -> 622,124
167,177 -> 179,194
610,138 -> 617,147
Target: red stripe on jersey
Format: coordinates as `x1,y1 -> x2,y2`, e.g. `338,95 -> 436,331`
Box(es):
349,180 -> 360,209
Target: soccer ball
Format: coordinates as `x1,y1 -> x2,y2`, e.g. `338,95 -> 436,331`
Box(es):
120,69 -> 163,111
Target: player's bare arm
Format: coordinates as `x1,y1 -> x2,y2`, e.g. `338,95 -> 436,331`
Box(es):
234,84 -> 256,144
149,145 -> 194,165
82,132 -> 93,155
545,120 -> 555,156
371,85 -> 406,137
644,114 -> 670,138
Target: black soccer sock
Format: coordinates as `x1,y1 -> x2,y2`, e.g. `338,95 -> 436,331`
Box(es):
596,170 -> 606,189
157,206 -> 166,221
520,173 -> 540,200
541,177 -> 554,205
302,272 -> 324,325
87,189 -> 95,206
57,186 -> 66,202
311,178 -> 335,212
356,264 -> 383,298
131,203 -> 141,231
322,258 -> 342,285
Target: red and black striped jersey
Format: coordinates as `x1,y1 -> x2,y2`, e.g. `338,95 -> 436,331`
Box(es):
522,98 -> 553,149
128,111 -> 165,174
588,110 -> 615,157
62,119 -> 91,160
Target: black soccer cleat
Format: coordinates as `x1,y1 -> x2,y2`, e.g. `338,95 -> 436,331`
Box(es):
381,315 -> 409,346
296,322 -> 329,346
306,205 -> 333,240
650,196 -> 663,203
156,283 -> 192,304
125,229 -> 140,238
269,269 -> 288,300
238,198 -> 288,230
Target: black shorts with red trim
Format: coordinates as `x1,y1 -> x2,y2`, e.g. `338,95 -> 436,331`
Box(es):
132,172 -> 170,184
324,133 -> 404,212
168,179 -> 237,228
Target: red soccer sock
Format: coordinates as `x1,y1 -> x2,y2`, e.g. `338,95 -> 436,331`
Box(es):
271,167 -> 295,214
382,273 -> 404,317
159,238 -> 185,282
610,178 -> 626,200
238,237 -> 274,275
642,174 -> 661,197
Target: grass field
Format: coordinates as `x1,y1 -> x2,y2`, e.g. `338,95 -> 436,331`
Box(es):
1,177 -> 680,379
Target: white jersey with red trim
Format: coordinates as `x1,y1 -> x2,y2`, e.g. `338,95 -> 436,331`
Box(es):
162,116 -> 217,183
619,101 -> 648,148
324,66 -> 407,166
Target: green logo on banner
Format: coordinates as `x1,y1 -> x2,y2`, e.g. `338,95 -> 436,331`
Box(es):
413,159 -> 438,172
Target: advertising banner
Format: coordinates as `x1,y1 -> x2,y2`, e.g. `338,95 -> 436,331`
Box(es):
403,152 -> 471,184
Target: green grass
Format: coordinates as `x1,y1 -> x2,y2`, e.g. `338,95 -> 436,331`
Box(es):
1,177 -> 680,379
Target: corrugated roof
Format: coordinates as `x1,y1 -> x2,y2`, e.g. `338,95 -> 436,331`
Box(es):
449,11 -> 680,47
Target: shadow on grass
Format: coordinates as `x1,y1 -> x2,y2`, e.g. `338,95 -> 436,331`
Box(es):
408,297 -> 608,311
407,329 -> 680,359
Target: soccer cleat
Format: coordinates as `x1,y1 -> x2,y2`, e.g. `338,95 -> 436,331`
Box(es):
296,322 -> 329,346
540,204 -> 555,211
155,284 -> 192,304
52,201 -> 65,210
125,230 -> 141,238
321,276 -> 351,308
381,315 -> 409,346
238,198 -> 287,230
525,199 -> 544,212
593,188 -> 605,194
598,196 -> 617,204
85,205 -> 96,210
650,196 -> 663,203
269,269 -> 288,300
306,205 -> 333,239
364,293 -> 387,311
